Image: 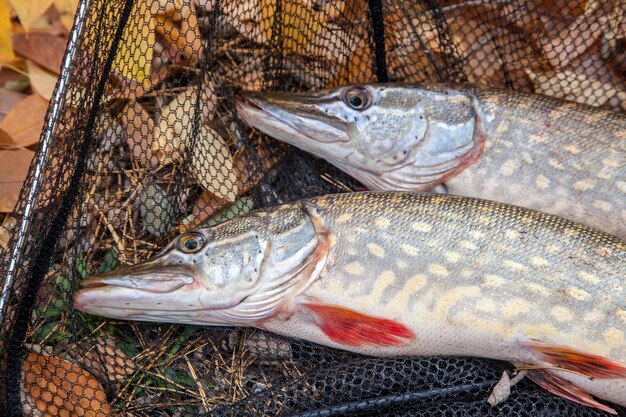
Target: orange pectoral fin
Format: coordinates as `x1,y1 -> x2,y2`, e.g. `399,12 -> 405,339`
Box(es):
522,340 -> 626,379
528,370 -> 617,414
300,301 -> 415,347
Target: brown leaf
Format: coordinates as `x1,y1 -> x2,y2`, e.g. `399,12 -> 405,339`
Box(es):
121,100 -> 158,168
0,88 -> 27,124
0,128 -> 12,144
0,230 -> 8,249
526,67 -> 626,111
21,352 -> 112,417
154,1 -> 203,62
0,94 -> 48,147
12,32 -> 67,74
0,68 -> 23,88
72,335 -> 137,386
178,190 -> 224,232
542,0 -> 605,68
448,15 -> 504,85
0,149 -> 34,212
26,60 -> 58,100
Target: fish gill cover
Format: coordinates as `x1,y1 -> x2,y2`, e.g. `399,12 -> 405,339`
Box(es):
0,0 -> 624,416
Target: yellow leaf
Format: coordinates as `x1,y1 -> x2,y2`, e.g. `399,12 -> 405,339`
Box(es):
260,0 -> 327,56
0,0 -> 14,62
26,60 -> 58,100
112,0 -> 155,87
9,0 -> 55,32
53,0 -> 79,31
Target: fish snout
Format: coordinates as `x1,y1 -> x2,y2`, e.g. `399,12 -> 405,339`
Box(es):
235,91 -> 264,114
73,263 -> 198,313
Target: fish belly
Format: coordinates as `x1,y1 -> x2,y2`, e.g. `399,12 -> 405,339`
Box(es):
265,193 -> 626,406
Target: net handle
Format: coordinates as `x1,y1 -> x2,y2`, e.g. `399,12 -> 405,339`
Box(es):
367,0 -> 389,82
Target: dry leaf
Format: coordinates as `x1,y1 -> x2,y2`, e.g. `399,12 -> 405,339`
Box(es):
121,100 -> 158,167
233,140 -> 281,194
21,352 -> 112,417
12,32 -> 68,73
0,216 -> 15,248
0,93 -> 48,147
526,67 -> 626,110
0,0 -> 14,62
0,67 -> 22,89
0,87 -> 26,123
222,0 -> 347,64
0,228 -> 8,248
303,0 -> 345,22
448,14 -> 522,86
190,124 -> 238,201
53,0 -> 79,31
0,128 -> 12,143
154,89 -> 195,165
153,84 -> 217,159
0,148 -> 33,212
326,35 -> 373,86
542,0 -> 605,68
26,60 -> 58,100
154,0 -> 203,62
600,3 -> 625,59
266,1 -> 352,65
112,0 -> 156,87
73,335 -> 137,386
9,0 -> 55,32
178,190 -> 224,232
257,0 -> 325,50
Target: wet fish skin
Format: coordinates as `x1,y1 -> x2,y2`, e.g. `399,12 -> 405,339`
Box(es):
235,84 -> 626,238
74,192 -> 626,412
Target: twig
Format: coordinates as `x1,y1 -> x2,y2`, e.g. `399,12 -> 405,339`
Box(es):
186,354 -> 209,410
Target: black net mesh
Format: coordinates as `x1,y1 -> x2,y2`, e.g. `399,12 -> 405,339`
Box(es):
1,0 -> 624,415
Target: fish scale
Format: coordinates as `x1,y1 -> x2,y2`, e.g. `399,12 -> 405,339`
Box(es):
301,193 -> 623,358
74,192 -> 626,412
236,84 -> 626,238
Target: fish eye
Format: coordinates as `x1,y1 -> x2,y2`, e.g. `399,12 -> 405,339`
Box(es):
343,87 -> 371,111
178,232 -> 205,254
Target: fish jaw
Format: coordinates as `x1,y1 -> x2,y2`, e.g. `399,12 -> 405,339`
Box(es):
72,262 -> 249,324
235,90 -> 351,145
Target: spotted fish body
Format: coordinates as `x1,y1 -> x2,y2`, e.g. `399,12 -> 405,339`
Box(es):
235,84 -> 626,238
74,192 -> 626,412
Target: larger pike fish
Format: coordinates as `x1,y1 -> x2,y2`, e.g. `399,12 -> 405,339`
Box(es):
235,84 -> 626,239
73,192 -> 626,412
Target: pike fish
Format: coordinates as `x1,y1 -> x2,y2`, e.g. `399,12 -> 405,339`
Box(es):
235,84 -> 626,239
73,192 -> 626,412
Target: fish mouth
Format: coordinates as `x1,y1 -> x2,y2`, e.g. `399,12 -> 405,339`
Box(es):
235,91 -> 350,146
73,263 -> 198,315
78,263 -> 195,293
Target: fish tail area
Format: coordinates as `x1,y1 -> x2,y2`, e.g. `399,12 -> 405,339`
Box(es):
522,340 -> 626,379
527,370 -> 617,414
299,300 -> 415,347
521,340 -> 626,414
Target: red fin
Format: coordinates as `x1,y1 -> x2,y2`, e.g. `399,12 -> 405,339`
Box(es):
301,302 -> 415,347
523,340 -> 626,379
528,369 -> 617,414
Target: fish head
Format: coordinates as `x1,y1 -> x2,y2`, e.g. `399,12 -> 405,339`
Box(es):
73,215 -> 271,325
236,84 -> 482,191
73,204 -> 326,327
